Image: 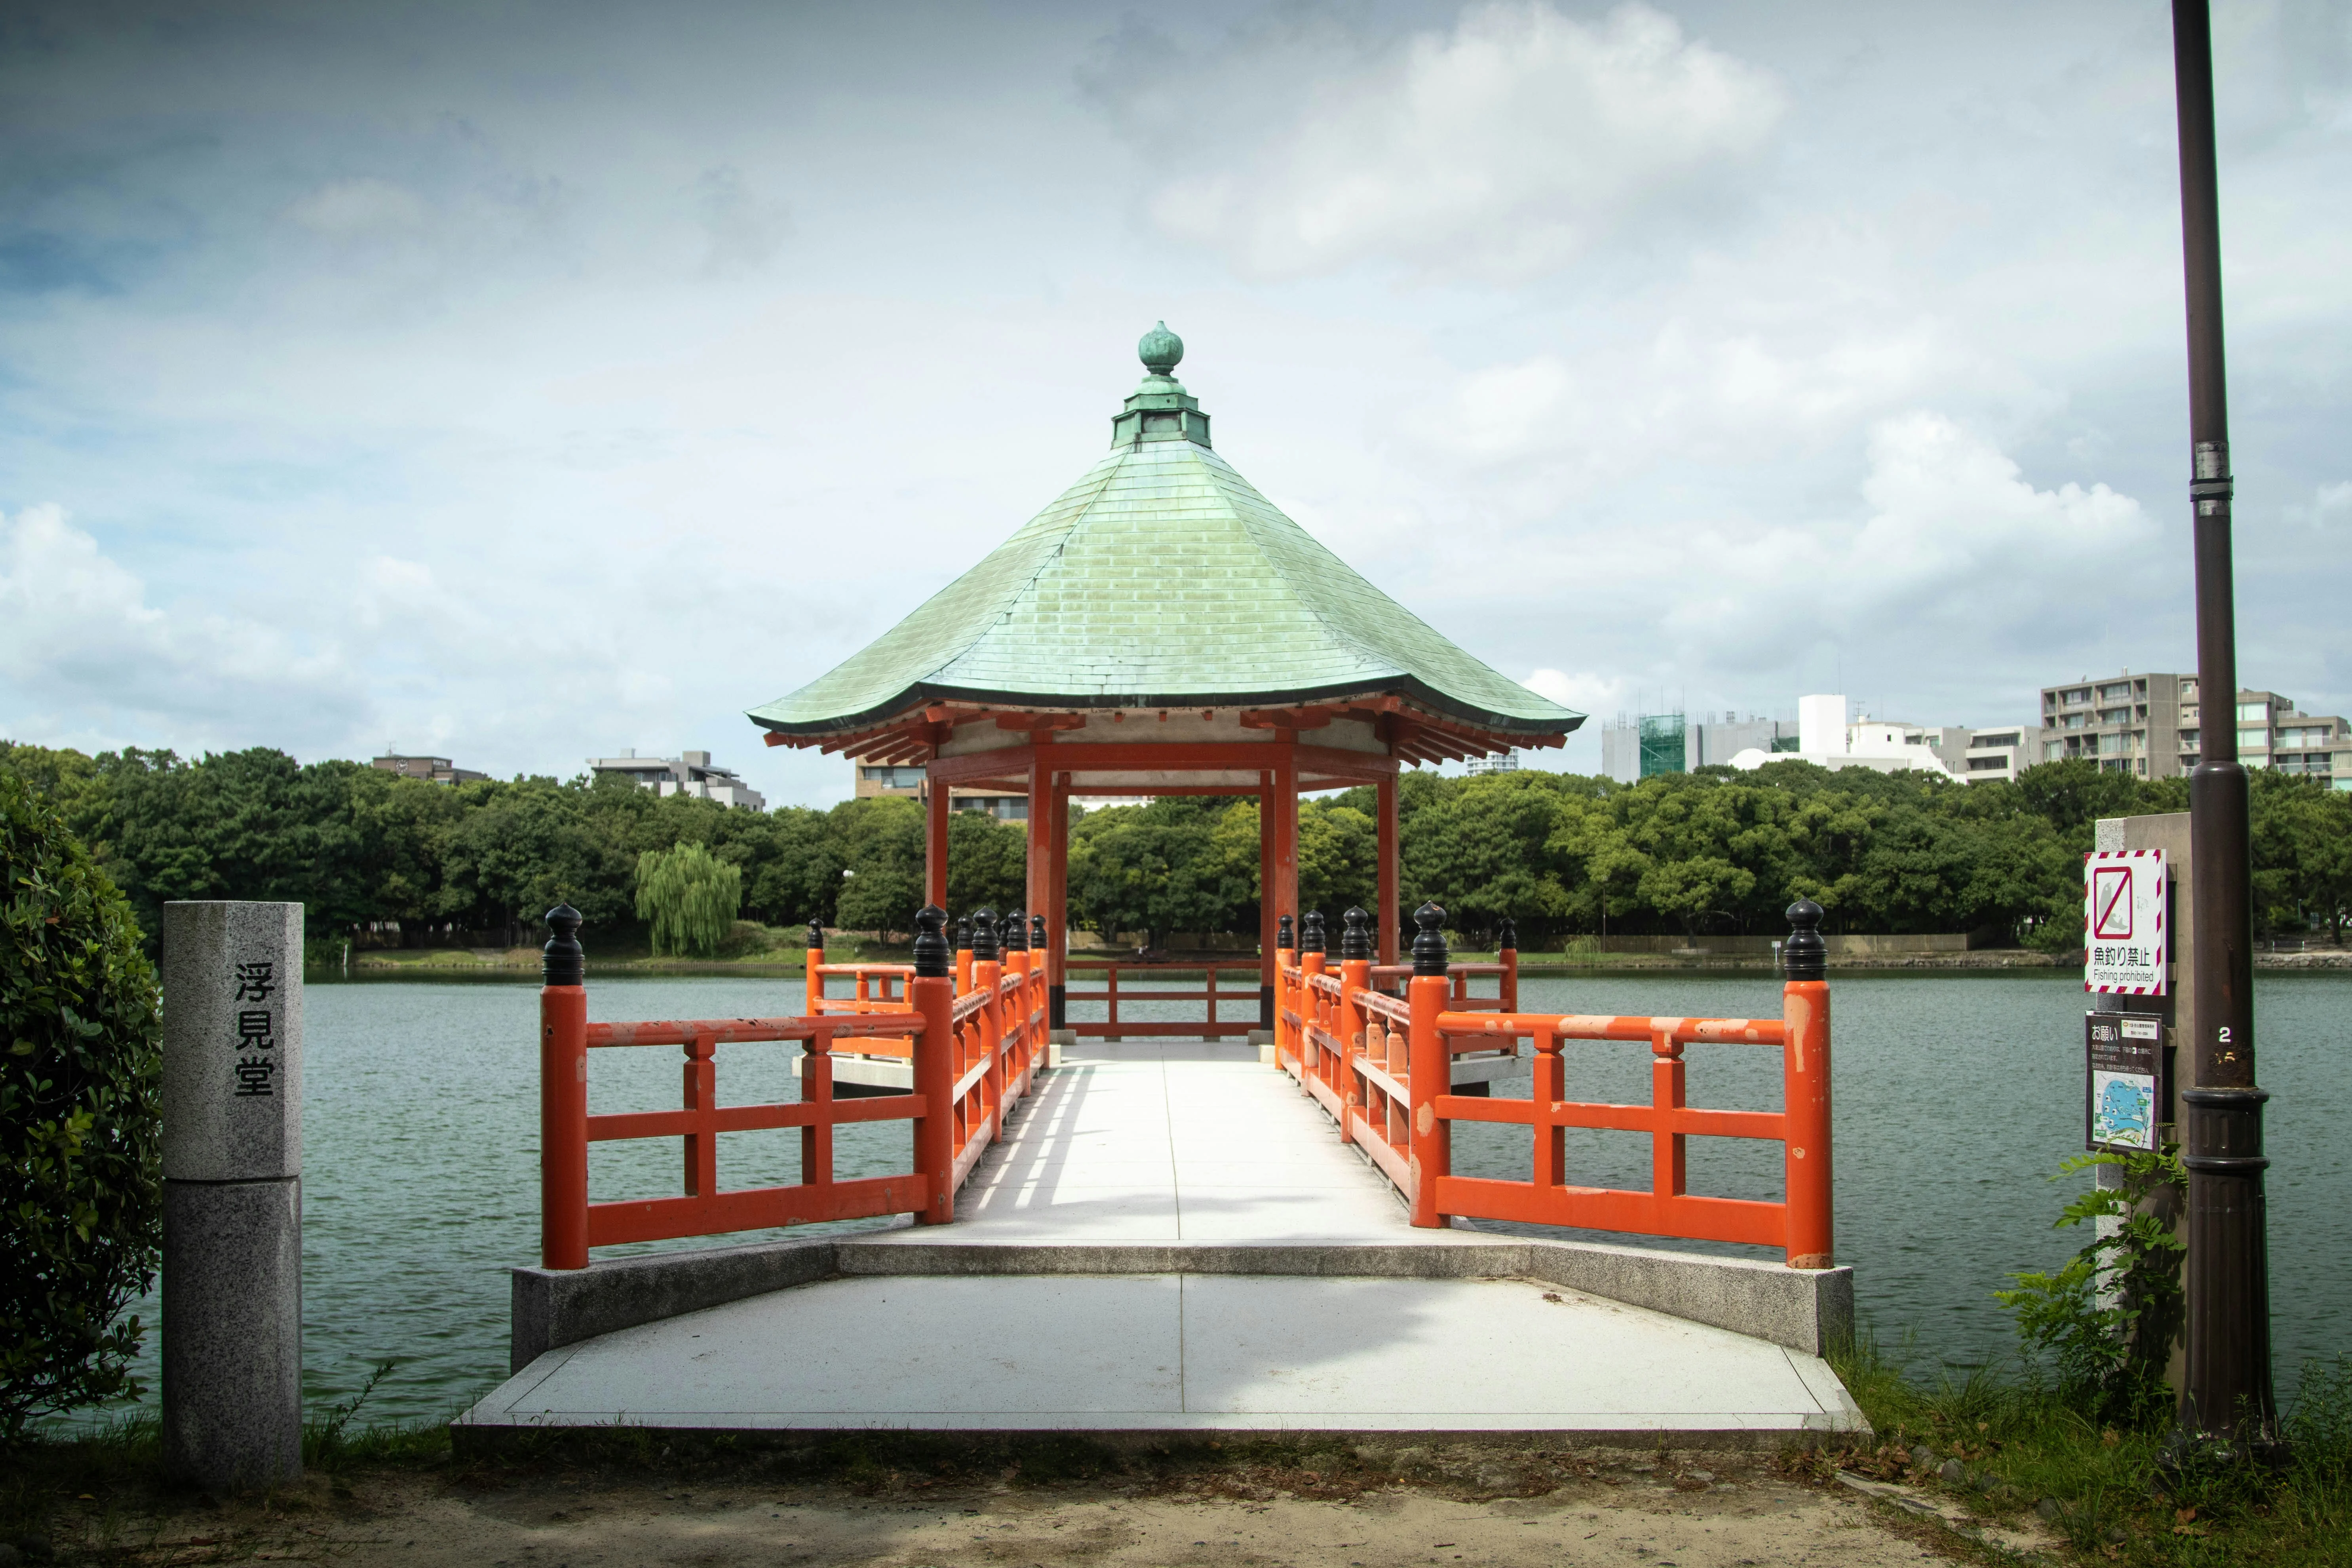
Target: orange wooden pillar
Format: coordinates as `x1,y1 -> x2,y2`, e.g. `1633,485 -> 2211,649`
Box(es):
1257,770 -> 1276,1028
1025,757 -> 1050,956
1046,771 -> 1070,1029
924,777 -> 950,911
1272,747 -> 1299,969
1376,772 -> 1400,967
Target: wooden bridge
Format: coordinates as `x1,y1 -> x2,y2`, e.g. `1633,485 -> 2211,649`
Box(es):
458,900 -> 1857,1443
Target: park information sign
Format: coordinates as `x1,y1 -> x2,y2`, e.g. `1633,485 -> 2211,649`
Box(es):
2084,848 -> 2166,994
2086,1013 -> 2165,1152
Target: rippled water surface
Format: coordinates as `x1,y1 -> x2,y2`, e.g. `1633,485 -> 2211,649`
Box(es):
98,969 -> 2352,1427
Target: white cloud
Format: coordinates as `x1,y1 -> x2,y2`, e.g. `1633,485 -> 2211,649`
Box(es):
2285,480 -> 2352,530
1144,2 -> 1784,281
695,166 -> 792,277
287,177 -> 431,239
1523,668 -> 1623,718
0,504 -> 360,747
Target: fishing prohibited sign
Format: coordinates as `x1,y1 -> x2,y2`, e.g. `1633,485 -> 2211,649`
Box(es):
2084,849 -> 2166,994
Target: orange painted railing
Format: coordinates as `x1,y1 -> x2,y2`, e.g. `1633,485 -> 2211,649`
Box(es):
536,907 -> 1047,1269
1061,960 -> 1257,1039
1275,903 -> 1834,1269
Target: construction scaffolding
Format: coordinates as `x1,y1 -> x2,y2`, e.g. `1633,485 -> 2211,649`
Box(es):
1637,713 -> 1687,778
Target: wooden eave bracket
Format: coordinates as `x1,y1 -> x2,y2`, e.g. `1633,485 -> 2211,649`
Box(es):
1240,706 -> 1335,730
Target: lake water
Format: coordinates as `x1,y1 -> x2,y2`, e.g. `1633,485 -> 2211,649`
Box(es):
94,970 -> 2352,1429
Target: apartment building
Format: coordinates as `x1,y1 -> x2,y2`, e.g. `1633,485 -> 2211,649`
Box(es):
851,761 -> 1030,821
588,749 -> 767,809
2038,671 -> 2352,788
371,754 -> 489,785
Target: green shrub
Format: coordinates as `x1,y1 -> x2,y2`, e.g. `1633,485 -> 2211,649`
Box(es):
0,774 -> 164,1437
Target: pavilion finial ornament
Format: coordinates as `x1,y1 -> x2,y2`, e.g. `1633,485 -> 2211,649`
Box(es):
1139,320 -> 1183,376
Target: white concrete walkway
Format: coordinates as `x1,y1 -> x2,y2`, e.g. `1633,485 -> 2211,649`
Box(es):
458,1042 -> 1865,1441
888,1037 -> 1424,1243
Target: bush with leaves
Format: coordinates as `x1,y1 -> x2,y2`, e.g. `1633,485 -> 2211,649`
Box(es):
633,840 -> 744,958
1996,1146 -> 2185,1427
0,774 -> 164,1437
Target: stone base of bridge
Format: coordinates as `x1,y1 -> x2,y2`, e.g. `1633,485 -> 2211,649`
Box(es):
461,1040 -> 1861,1447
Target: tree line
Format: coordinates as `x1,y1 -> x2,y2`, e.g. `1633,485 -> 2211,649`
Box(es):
2,740 -> 2346,954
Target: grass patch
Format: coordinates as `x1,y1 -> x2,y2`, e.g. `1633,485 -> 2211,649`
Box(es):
1804,1338 -> 2352,1565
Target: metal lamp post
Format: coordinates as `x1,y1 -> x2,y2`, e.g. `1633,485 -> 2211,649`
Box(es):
2168,0 -> 2274,1450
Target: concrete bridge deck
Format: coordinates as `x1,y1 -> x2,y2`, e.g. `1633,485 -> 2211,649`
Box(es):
457,1041 -> 1863,1444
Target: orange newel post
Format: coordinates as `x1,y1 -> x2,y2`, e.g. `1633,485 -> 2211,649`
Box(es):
1274,913 -> 1296,1081
1001,906 -> 1029,1093
804,918 -> 824,1015
1300,912 -> 1328,1091
971,910 -> 1002,1148
1406,902 -> 1453,1229
1780,898 -> 1835,1269
954,912 -> 974,997
1030,914 -> 1051,1076
909,906 -> 957,1226
539,904 -> 590,1270
1498,916 -> 1519,1014
1339,907 -> 1373,1147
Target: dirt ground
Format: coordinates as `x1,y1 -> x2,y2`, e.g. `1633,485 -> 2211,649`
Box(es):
28,1447 -> 2047,1567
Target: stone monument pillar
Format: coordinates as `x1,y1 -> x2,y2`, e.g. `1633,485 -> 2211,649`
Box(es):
161,901 -> 304,1492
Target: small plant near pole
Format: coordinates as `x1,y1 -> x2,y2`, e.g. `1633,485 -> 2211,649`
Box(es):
1997,1147 -> 2187,1428
633,842 -> 743,958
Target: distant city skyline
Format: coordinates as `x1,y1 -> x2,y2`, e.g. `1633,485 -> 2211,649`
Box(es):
3,2 -> 2346,806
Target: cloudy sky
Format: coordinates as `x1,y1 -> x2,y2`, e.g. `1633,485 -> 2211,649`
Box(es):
3,0 -> 2346,803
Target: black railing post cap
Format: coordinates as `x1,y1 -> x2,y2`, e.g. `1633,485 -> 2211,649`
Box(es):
1003,907 -> 1028,951
1341,906 -> 1372,961
970,906 -> 998,962
1783,897 -> 1827,980
1277,913 -> 1295,949
1301,910 -> 1327,955
1412,901 -> 1449,976
1031,914 -> 1047,948
913,905 -> 951,977
542,904 -> 585,986
1496,915 -> 1518,951
806,917 -> 824,950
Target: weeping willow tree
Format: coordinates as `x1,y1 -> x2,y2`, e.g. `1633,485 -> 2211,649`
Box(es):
634,841 -> 743,957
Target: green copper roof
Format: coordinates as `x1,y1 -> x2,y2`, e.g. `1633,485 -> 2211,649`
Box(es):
748,329 -> 1583,740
